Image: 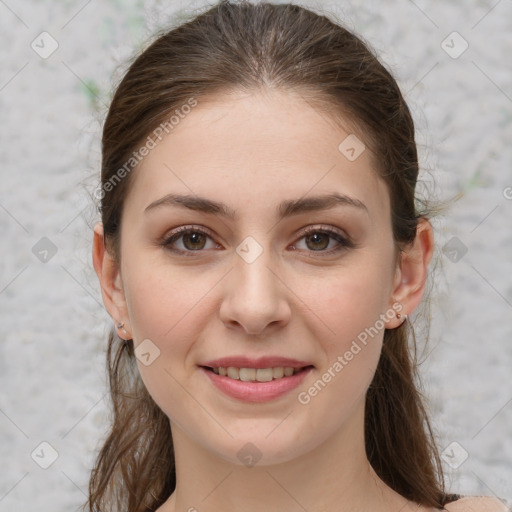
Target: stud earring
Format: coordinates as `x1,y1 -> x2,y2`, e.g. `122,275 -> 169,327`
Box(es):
396,313 -> 408,324
116,321 -> 128,337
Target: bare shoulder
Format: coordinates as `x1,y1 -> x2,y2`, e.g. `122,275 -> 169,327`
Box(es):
444,496 -> 510,512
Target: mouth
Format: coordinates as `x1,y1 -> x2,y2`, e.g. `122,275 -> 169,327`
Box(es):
200,365 -> 314,382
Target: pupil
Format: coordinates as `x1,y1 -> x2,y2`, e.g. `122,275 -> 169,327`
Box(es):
307,233 -> 328,250
185,233 -> 205,250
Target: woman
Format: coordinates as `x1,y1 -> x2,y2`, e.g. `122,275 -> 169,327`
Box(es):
88,1 -> 507,511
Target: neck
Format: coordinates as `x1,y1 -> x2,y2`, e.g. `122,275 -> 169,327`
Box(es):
159,401 -> 417,512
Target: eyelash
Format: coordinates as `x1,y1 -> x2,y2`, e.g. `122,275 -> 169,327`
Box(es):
160,225 -> 355,257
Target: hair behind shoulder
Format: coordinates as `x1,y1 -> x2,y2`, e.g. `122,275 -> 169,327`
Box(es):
88,1 -> 453,510
443,496 -> 511,512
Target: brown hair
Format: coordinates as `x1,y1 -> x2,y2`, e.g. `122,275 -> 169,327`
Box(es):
88,1 -> 454,510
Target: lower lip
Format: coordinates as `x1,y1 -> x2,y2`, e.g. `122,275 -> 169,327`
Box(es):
199,366 -> 313,403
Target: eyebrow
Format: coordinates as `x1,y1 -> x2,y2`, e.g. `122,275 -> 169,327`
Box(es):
144,192 -> 368,220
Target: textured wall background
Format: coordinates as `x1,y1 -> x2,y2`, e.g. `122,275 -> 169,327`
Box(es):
0,0 -> 511,510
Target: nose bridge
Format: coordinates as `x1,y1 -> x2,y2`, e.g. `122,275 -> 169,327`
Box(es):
219,235 -> 290,334
236,244 -> 276,299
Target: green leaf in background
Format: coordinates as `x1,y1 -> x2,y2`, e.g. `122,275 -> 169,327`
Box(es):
80,79 -> 101,113
464,165 -> 489,192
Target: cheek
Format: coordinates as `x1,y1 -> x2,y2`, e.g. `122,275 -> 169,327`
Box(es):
123,253 -> 212,342
295,262 -> 389,402
294,276 -> 386,434
122,264 -> 209,419
121,254 -> 222,391
307,260 -> 391,344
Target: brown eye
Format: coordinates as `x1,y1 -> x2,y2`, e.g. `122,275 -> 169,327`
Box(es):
294,227 -> 354,254
181,232 -> 208,250
304,232 -> 330,251
162,226 -> 217,255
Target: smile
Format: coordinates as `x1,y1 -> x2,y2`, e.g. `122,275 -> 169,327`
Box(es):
205,366 -> 309,382
200,365 -> 314,402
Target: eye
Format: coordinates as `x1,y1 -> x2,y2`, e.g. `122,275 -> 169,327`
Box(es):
293,226 -> 354,254
162,226 -> 218,255
161,225 -> 354,256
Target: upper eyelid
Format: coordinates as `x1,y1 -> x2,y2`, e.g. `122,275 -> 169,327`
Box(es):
165,223 -> 347,237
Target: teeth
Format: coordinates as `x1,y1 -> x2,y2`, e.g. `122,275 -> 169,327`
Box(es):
227,367 -> 239,380
283,367 -> 294,377
240,368 -> 256,381
211,366 -> 304,382
272,367 -> 284,379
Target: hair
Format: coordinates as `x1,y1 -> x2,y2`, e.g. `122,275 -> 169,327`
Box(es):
87,1 -> 455,511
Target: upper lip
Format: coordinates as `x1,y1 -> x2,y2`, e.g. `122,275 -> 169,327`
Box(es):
200,356 -> 314,369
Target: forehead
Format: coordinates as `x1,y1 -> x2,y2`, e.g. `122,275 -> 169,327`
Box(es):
125,88 -> 389,220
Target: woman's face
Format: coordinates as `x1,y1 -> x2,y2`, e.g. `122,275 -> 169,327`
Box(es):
114,89 -> 404,465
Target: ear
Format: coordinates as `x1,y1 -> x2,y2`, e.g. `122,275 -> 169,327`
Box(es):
387,217 -> 434,327
92,222 -> 132,339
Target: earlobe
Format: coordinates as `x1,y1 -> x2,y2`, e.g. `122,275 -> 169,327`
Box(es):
387,218 -> 434,328
92,222 -> 132,338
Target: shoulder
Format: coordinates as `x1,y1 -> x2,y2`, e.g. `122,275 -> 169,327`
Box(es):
443,496 -> 510,512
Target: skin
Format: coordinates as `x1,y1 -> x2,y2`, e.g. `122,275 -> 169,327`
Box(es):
93,88 -> 437,512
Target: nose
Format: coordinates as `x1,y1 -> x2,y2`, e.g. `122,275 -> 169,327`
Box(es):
219,245 -> 291,336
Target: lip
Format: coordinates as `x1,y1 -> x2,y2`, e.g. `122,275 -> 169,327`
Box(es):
200,356 -> 313,369
199,365 -> 314,403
